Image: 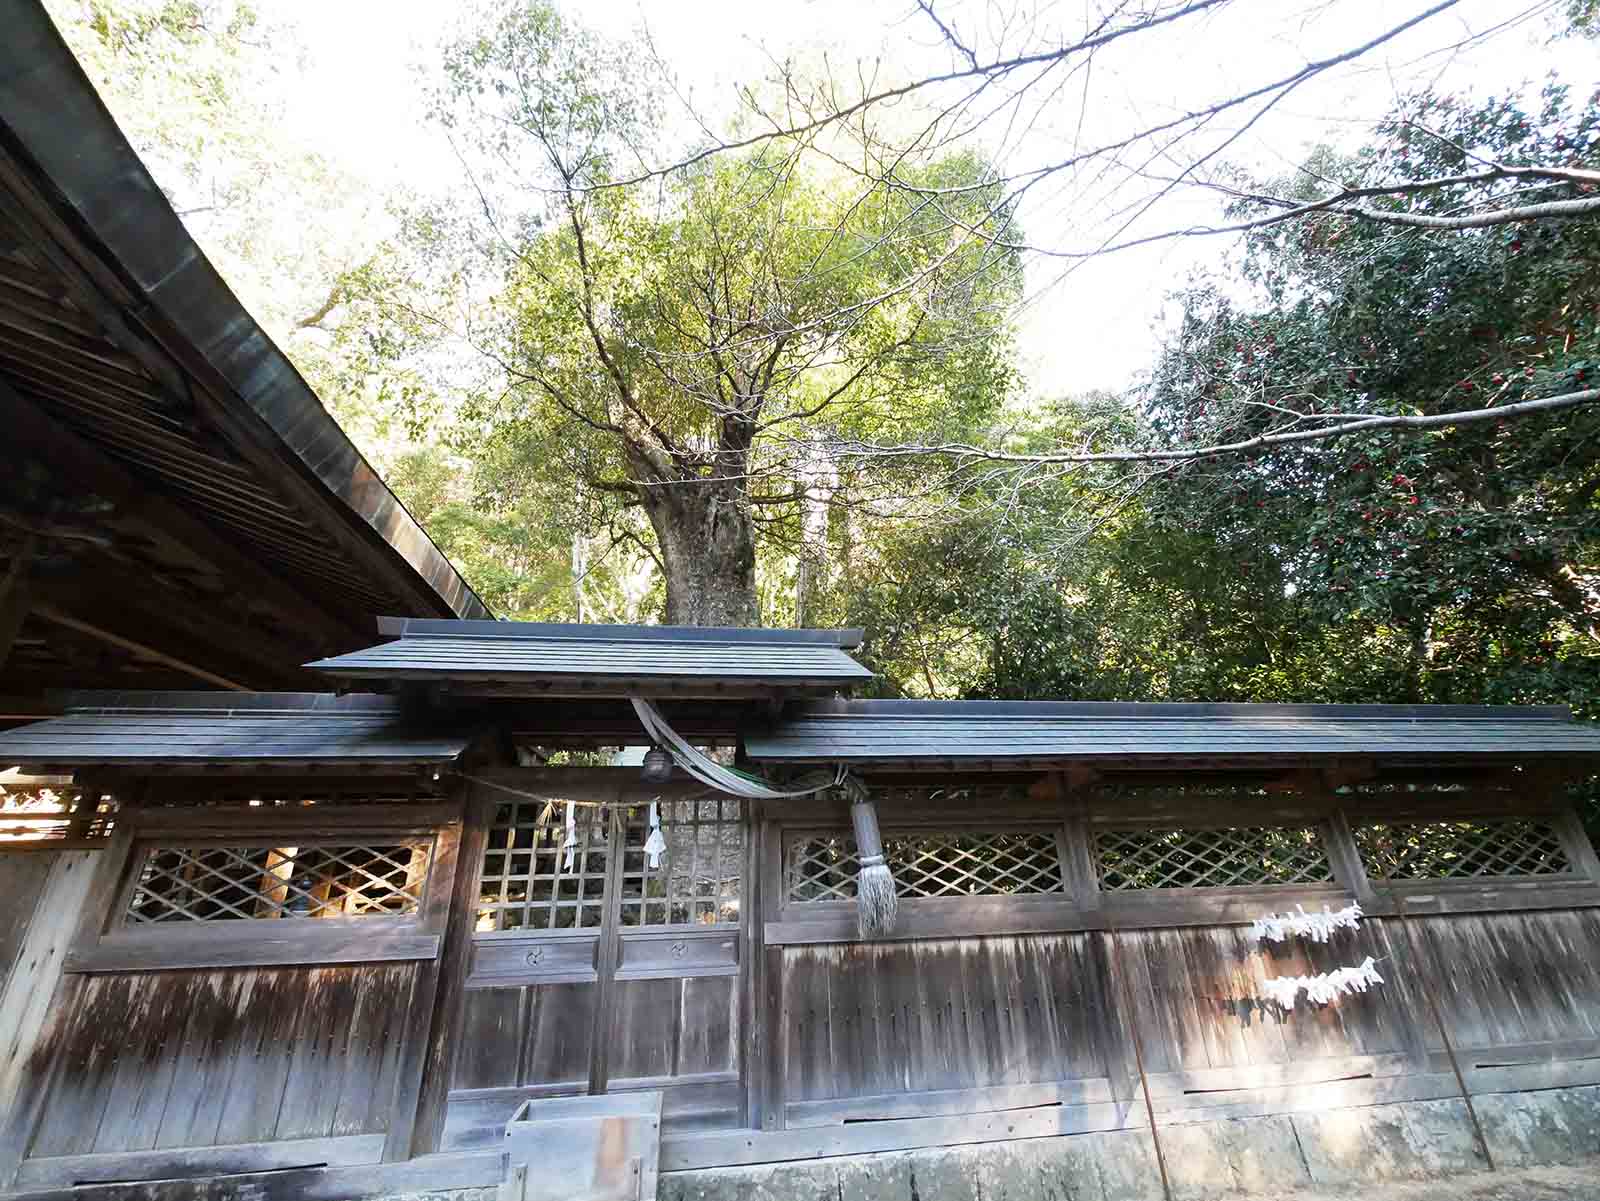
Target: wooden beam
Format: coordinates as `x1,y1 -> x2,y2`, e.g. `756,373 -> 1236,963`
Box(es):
33,604 -> 248,691
411,785 -> 493,1155
0,693 -> 59,720
382,800 -> 465,1160
35,562 -> 311,691
468,765 -> 724,802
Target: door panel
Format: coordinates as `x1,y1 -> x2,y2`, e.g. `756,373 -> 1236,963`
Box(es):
455,796 -> 745,1116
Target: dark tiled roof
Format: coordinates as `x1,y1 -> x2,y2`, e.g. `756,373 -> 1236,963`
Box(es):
745,700 -> 1600,764
307,619 -> 874,692
0,692 -> 476,768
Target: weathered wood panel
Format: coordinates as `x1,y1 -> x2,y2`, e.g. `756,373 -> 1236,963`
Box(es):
608,975 -> 739,1085
1115,921 -> 1427,1077
0,853 -> 56,997
450,974 -> 736,1094
26,963 -> 415,1158
449,982 -> 596,1092
1399,909 -> 1600,1056
781,933 -> 1113,1104
0,851 -> 97,1122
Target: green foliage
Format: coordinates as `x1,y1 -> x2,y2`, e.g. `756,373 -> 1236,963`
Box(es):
1135,83 -> 1600,705
822,83 -> 1600,737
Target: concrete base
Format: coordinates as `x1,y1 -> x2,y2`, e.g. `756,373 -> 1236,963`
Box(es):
659,1087 -> 1600,1201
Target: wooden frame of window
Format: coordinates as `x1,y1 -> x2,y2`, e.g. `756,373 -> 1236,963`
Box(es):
64,802 -> 461,973
760,786 -> 1600,946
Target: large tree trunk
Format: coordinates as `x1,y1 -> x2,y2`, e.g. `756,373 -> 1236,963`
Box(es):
644,478 -> 759,626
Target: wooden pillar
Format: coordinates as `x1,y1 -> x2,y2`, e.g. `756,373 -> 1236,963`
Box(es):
383,798 -> 465,1161
410,783 -> 493,1157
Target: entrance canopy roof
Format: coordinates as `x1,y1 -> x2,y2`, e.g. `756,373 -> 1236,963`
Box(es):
308,618 -> 874,698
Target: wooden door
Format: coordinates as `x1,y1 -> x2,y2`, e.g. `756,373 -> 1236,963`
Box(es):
448,797 -> 745,1147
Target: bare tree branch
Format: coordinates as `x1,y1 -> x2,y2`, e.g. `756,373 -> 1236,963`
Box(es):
830,390 -> 1600,467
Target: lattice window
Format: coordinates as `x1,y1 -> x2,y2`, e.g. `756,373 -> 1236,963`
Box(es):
1094,825 -> 1333,890
787,829 -> 1064,902
1353,818 -> 1572,881
618,799 -> 743,927
477,800 -> 611,931
125,839 -> 432,923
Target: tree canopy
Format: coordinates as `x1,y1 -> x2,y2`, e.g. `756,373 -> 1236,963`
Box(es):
43,0 -> 1600,766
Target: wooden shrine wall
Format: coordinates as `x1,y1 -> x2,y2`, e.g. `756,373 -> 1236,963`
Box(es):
23,963 -> 416,1164
666,780 -> 1600,1169
11,772 -> 1600,1185
780,935 -> 1114,1108
0,792 -> 466,1194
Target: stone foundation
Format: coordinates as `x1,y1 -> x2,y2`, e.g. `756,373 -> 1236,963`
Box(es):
659,1086 -> 1600,1201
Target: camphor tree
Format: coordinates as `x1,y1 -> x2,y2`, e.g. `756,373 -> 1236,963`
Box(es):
423,3 -> 1021,626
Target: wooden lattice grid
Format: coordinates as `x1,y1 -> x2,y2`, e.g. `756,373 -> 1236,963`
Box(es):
787,829 -> 1065,902
125,839 -> 432,923
617,799 -> 743,927
478,800 -> 610,931
1353,818 -> 1572,880
1094,825 -> 1334,890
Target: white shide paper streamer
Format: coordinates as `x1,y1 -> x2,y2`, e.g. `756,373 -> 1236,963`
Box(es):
1261,957 -> 1385,1010
1251,902 -> 1363,944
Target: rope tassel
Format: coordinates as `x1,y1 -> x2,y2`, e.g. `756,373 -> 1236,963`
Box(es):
846,776 -> 897,939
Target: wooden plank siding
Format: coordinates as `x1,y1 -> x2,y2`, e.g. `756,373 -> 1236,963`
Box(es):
780,935 -> 1112,1106
26,964 -> 415,1157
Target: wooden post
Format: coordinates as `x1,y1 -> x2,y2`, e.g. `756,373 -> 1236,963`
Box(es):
255,848 -> 298,917
758,816 -> 787,1131
588,805 -> 628,1096
0,785 -> 140,1190
1554,807 -> 1600,882
411,784 -> 494,1156
740,799 -> 765,1129
1323,808 -> 1378,908
383,805 -> 465,1162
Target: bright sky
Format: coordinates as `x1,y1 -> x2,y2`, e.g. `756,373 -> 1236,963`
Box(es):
270,0 -> 1589,397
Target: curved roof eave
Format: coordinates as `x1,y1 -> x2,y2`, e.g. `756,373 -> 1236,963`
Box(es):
0,4 -> 490,622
